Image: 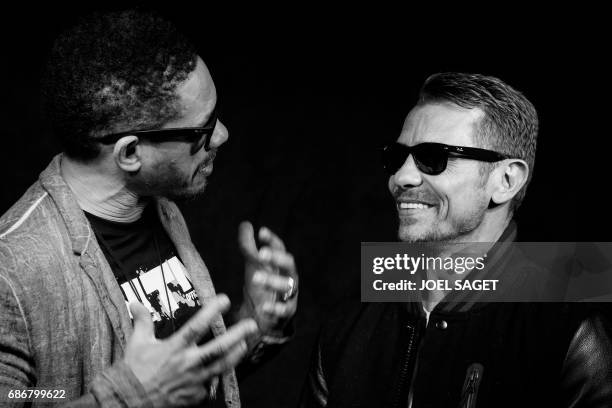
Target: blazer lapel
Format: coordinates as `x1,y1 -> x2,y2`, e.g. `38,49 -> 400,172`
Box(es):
155,197 -> 241,407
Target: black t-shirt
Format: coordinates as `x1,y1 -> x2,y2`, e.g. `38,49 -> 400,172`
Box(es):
86,205 -> 202,339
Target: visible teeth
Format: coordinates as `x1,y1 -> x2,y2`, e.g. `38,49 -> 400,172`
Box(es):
399,202 -> 430,209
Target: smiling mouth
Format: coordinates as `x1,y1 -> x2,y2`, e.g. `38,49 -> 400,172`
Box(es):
397,202 -> 434,210
196,152 -> 217,175
194,161 -> 214,179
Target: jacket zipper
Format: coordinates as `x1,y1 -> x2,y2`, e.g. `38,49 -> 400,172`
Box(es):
393,323 -> 417,407
459,363 -> 484,408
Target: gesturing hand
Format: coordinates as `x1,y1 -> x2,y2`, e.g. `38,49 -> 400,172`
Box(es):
238,221 -> 298,336
125,295 -> 257,408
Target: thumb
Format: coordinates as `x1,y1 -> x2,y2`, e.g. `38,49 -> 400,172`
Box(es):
129,302 -> 154,341
238,221 -> 258,260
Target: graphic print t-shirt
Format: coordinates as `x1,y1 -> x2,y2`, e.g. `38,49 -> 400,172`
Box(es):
86,205 -> 202,339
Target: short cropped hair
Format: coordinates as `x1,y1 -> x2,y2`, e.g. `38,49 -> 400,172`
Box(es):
418,72 -> 538,211
43,9 -> 198,160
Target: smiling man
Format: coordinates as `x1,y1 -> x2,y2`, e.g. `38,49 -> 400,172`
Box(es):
390,102 -> 519,244
0,10 -> 297,408
301,73 -> 612,407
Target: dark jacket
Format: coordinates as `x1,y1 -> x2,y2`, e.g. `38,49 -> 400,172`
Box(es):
301,224 -> 612,408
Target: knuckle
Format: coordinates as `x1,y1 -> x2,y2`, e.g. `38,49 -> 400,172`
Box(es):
212,342 -> 229,356
199,351 -> 213,366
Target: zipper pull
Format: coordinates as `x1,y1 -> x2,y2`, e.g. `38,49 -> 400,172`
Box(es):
459,363 -> 484,408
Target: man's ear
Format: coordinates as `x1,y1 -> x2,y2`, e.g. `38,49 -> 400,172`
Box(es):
112,135 -> 142,172
491,159 -> 529,205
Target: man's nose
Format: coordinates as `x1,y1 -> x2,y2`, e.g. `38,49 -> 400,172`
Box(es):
209,119 -> 229,149
392,154 -> 423,188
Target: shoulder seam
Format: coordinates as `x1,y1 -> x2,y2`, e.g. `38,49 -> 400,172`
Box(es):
0,192 -> 49,239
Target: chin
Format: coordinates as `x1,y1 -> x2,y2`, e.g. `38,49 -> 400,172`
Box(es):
399,225 -> 429,243
166,182 -> 208,201
398,220 -> 452,243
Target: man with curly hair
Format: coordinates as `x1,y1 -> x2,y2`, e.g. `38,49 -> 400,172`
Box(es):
0,9 -> 298,408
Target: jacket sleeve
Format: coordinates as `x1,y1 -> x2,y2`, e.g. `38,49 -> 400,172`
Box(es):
561,313 -> 612,408
0,274 -> 35,405
232,299 -> 296,380
0,274 -> 152,408
299,337 -> 329,408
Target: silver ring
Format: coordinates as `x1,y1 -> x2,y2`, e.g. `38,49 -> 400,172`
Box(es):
282,277 -> 297,302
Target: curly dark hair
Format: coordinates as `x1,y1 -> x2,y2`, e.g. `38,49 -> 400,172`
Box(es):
42,9 -> 198,160
418,73 -> 538,211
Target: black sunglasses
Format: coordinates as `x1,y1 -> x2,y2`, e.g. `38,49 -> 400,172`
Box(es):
97,106 -> 218,155
382,142 -> 509,176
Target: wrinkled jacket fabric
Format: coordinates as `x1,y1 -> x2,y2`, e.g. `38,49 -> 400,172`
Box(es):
0,155 -> 241,407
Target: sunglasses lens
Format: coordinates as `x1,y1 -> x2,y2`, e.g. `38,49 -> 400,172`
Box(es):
382,143 -> 449,175
413,144 -> 448,175
189,131 -> 210,154
382,144 -> 410,175
192,110 -> 218,154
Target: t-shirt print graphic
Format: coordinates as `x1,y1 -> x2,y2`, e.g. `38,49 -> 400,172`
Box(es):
121,256 -> 201,338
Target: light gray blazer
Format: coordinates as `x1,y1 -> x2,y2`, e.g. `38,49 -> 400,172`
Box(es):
0,155 -> 240,407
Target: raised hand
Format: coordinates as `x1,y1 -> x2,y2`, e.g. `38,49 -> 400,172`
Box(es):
125,294 -> 257,407
238,221 -> 298,336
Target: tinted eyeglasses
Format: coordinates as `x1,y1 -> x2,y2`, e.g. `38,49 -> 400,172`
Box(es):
382,142 -> 509,176
97,106 -> 218,155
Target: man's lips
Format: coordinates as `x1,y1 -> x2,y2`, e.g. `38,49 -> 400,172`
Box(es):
198,164 -> 213,176
196,152 -> 217,175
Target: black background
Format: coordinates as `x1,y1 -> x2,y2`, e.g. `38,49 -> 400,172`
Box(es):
1,3 -> 608,407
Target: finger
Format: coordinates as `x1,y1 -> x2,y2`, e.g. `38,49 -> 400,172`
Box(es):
196,340 -> 249,381
205,340 -> 249,377
170,294 -> 231,348
258,226 -> 286,251
238,221 -> 259,260
252,271 -> 294,293
208,376 -> 219,400
259,248 -> 298,281
262,301 -> 296,318
129,302 -> 155,341
194,319 -> 258,366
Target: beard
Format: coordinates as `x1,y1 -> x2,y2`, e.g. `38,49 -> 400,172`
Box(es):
126,159 -> 209,201
397,193 -> 489,244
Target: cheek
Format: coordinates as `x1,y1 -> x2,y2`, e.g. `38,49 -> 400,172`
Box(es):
438,177 -> 485,215
164,148 -> 198,174
151,157 -> 189,182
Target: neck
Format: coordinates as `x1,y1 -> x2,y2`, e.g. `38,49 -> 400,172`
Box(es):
61,155 -> 148,223
445,207 -> 511,246
421,209 -> 511,312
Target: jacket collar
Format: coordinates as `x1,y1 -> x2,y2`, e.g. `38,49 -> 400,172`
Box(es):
39,154 -> 92,255
435,219 -> 519,313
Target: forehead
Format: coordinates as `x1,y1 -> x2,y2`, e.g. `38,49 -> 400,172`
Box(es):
172,56 -> 216,125
397,102 -> 485,147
